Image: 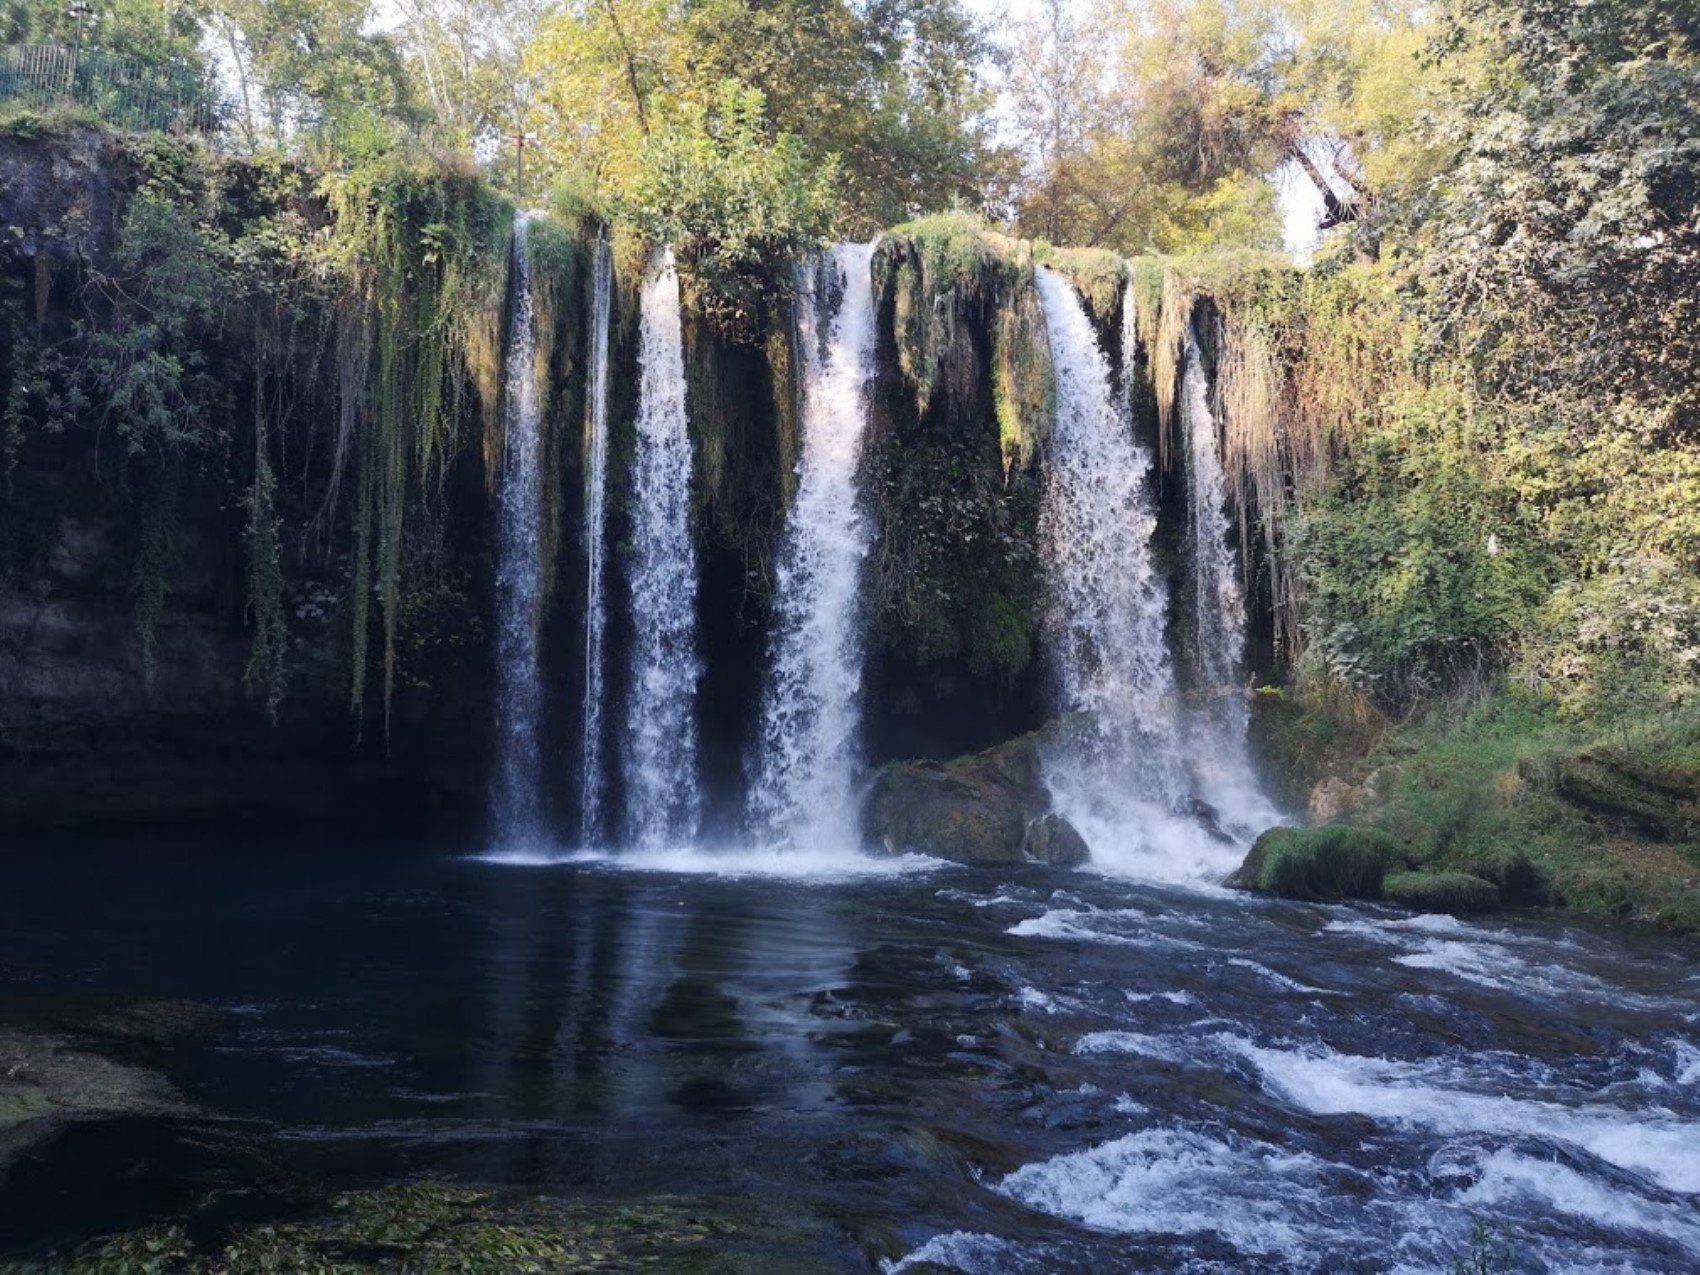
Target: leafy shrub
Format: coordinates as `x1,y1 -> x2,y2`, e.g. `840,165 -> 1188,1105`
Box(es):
1526,557 -> 1700,719
619,80 -> 837,334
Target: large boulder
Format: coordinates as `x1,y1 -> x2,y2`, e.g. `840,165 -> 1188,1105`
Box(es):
861,733 -> 1088,866
1225,825 -> 1405,901
1382,871 -> 1501,916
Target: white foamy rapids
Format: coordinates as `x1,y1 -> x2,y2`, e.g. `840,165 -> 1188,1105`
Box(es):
1458,1148 -> 1700,1251
472,840 -> 940,881
996,1126 -> 1352,1256
1005,904 -> 1211,953
623,249 -> 703,849
998,1121 -> 1700,1270
747,242 -> 878,853
1676,1039 -> 1700,1086
1074,1030 -> 1190,1061
1178,318 -> 1280,841
1230,1037 -> 1700,1194
579,236 -> 614,845
881,1231 -> 1050,1274
1033,268 -> 1240,885
1324,912 -> 1666,1007
490,211 -> 546,851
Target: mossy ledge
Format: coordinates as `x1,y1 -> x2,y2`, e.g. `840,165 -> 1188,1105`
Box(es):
1225,824 -> 1406,902
48,1179 -> 847,1273
1244,691 -> 1700,936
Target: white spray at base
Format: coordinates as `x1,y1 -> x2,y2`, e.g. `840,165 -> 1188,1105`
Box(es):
491,211 -> 546,851
579,236 -> 614,846
748,242 -> 879,852
1034,268 -> 1268,882
622,250 -> 702,849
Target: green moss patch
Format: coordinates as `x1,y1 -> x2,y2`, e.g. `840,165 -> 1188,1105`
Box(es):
1383,871 -> 1501,915
1228,825 -> 1403,901
66,1180 -> 838,1273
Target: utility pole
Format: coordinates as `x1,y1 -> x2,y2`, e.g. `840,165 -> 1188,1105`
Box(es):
67,0 -> 92,98
509,131 -> 538,207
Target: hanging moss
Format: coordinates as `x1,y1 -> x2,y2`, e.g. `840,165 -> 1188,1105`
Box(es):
766,291 -> 801,510
243,391 -> 288,721
130,459 -> 178,690
867,221 -> 1045,720
880,213 -> 1005,417
990,256 -> 1053,476
523,214 -> 589,609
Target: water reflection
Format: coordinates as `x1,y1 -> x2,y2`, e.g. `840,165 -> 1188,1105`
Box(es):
2,841 -> 1697,1271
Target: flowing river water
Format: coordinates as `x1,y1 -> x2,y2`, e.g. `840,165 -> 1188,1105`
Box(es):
3,838 -> 1697,1271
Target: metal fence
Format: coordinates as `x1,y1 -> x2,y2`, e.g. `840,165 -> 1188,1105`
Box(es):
0,44 -> 222,134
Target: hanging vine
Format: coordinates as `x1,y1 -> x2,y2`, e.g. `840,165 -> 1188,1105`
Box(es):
319,160 -> 511,738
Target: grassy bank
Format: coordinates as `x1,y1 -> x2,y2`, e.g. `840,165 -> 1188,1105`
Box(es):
1251,689 -> 1700,936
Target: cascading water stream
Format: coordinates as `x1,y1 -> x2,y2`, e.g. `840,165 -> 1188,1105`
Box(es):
579,237 -> 613,845
1179,320 -> 1275,835
1034,267 -> 1235,879
748,242 -> 878,851
623,249 -> 702,848
491,211 -> 545,850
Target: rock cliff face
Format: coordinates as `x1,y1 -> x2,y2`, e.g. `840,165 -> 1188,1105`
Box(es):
860,730 -> 1088,866
0,130 -> 505,832
0,134 -> 1217,843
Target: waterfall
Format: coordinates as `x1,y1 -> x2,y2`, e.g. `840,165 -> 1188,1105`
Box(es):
1034,267 -> 1208,876
1183,323 -> 1247,741
623,250 -> 702,848
492,211 -> 545,850
1180,322 -> 1277,837
579,237 -> 613,846
748,242 -> 878,850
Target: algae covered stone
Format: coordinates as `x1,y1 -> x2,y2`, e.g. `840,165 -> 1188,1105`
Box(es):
1383,871 -> 1502,916
1226,825 -> 1403,901
861,732 -> 1089,866
1024,811 -> 1090,867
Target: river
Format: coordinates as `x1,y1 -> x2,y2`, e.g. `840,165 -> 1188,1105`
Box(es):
2,838 -> 1697,1271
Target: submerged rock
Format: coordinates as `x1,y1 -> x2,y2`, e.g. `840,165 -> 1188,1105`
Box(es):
1383,871 -> 1502,916
0,1024 -> 187,1183
1023,811 -> 1091,866
862,733 -> 1088,865
75,1180 -> 842,1272
1225,825 -> 1404,901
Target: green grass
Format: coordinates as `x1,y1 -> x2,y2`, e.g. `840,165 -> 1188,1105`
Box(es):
1255,690 -> 1700,935
1383,871 -> 1501,915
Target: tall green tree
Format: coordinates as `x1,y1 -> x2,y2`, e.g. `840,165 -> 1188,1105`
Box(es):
526,0 -> 1004,231
209,0 -> 418,151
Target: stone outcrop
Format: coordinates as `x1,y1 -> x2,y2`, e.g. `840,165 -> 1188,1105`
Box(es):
861,731 -> 1088,866
1549,750 -> 1700,843
1225,824 -> 1405,901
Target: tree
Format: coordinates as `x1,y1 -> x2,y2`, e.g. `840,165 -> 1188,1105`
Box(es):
390,0 -> 550,160
525,0 -> 1004,232
1006,0 -> 1285,252
208,0 -> 419,151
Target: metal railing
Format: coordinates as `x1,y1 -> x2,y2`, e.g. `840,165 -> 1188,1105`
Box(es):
0,44 -> 222,134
